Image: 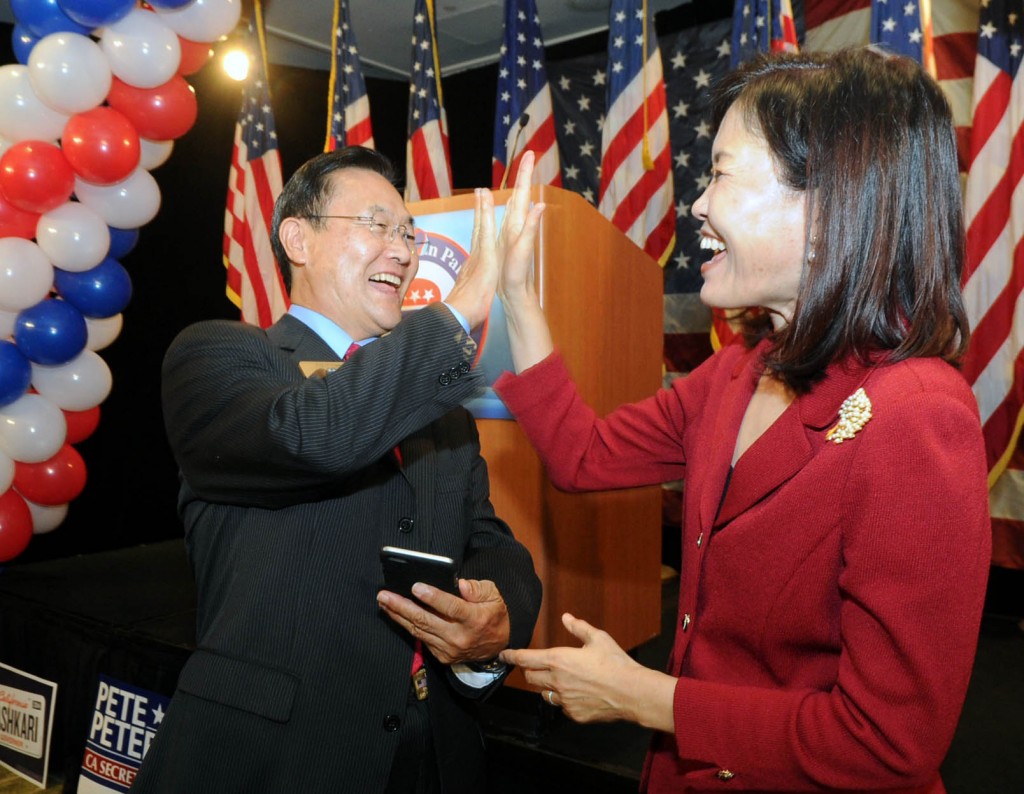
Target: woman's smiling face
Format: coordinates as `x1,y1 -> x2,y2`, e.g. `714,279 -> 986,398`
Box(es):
691,104 -> 808,330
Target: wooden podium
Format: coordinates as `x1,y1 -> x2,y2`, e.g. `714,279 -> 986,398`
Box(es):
409,185 -> 664,683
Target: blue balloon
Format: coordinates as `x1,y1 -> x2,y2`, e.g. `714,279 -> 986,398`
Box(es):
54,258 -> 133,319
13,298 -> 88,366
57,0 -> 136,30
146,0 -> 194,9
11,25 -> 38,65
0,341 -> 32,408
10,0 -> 91,38
107,226 -> 140,260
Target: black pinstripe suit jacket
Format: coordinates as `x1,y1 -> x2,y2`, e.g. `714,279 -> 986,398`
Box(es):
130,304 -> 542,794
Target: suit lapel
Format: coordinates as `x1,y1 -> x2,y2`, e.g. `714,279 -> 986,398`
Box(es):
268,314 -> 339,364
711,351 -> 877,530
698,349 -> 759,532
716,406 -> 813,527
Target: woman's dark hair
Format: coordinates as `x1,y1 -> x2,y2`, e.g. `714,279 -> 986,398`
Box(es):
270,146 -> 397,291
709,47 -> 969,393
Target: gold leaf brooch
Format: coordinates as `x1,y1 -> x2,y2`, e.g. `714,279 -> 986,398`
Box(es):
825,387 -> 872,444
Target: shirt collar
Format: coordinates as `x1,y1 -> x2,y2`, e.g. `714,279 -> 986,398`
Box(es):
288,305 -> 375,359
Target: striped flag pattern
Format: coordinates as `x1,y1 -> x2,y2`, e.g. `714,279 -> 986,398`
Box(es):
962,0 -> 1024,569
550,17 -> 733,381
731,0 -> 799,68
598,0 -> 676,266
405,0 -> 453,201
325,0 -> 375,151
222,0 -> 287,329
804,0 -> 977,172
492,0 -> 561,189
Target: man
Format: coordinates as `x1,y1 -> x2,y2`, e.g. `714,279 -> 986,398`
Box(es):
131,147 -> 542,793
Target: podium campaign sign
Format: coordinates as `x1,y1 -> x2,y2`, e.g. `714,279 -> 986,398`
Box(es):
408,205 -> 518,420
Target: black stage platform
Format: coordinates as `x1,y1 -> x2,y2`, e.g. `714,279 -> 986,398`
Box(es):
0,540 -> 656,792
1,541 -> 1021,793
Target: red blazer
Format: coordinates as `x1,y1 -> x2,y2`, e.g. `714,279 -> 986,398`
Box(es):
495,342 -> 991,793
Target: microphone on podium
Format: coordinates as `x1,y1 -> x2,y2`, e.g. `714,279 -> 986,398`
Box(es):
498,113 -> 530,190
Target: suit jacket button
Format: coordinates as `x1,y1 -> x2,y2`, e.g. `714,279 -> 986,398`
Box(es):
398,517 -> 414,533
383,714 -> 401,732
458,361 -> 470,374
439,373 -> 451,386
449,366 -> 460,380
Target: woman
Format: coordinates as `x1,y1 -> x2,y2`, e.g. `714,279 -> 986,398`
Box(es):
495,48 -> 991,792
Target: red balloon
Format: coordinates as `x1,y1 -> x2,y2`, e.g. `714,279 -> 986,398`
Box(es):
62,107 -> 141,186
63,405 -> 101,444
0,191 -> 41,239
12,444 -> 87,506
178,37 -> 215,76
106,76 -> 199,141
0,141 -> 76,214
0,488 -> 33,562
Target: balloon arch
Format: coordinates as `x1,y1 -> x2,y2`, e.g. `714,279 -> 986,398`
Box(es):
0,0 -> 242,562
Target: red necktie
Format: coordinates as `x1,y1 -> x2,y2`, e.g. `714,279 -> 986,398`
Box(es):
342,342 -> 360,361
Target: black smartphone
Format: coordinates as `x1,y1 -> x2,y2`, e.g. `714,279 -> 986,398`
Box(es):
380,546 -> 459,600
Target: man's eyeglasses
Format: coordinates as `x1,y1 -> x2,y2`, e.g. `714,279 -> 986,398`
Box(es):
307,215 -> 418,253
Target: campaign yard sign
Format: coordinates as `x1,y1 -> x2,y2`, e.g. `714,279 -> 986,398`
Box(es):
77,675 -> 169,793
0,661 -> 57,789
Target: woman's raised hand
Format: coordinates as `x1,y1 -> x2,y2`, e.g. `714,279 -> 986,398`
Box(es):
496,151 -> 553,372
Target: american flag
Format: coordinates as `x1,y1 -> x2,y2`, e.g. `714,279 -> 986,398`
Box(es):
598,0 -> 676,267
325,0 -> 375,151
731,0 -> 800,67
491,0 -> 561,188
222,0 -> 287,329
551,17 -> 732,381
405,0 -> 453,201
870,0 -> 934,71
804,0 -> 977,172
962,0 -> 1024,569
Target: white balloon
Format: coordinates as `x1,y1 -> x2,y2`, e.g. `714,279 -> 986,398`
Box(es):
139,137 -> 174,170
0,238 -> 55,313
0,64 -> 70,143
74,167 -> 162,228
155,0 -> 243,43
100,8 -> 182,90
28,33 -> 113,116
0,392 -> 66,463
36,201 -> 112,273
0,449 -> 13,492
0,309 -> 17,339
85,313 -> 123,351
30,349 -> 113,411
25,496 -> 68,534
0,133 -> 12,160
